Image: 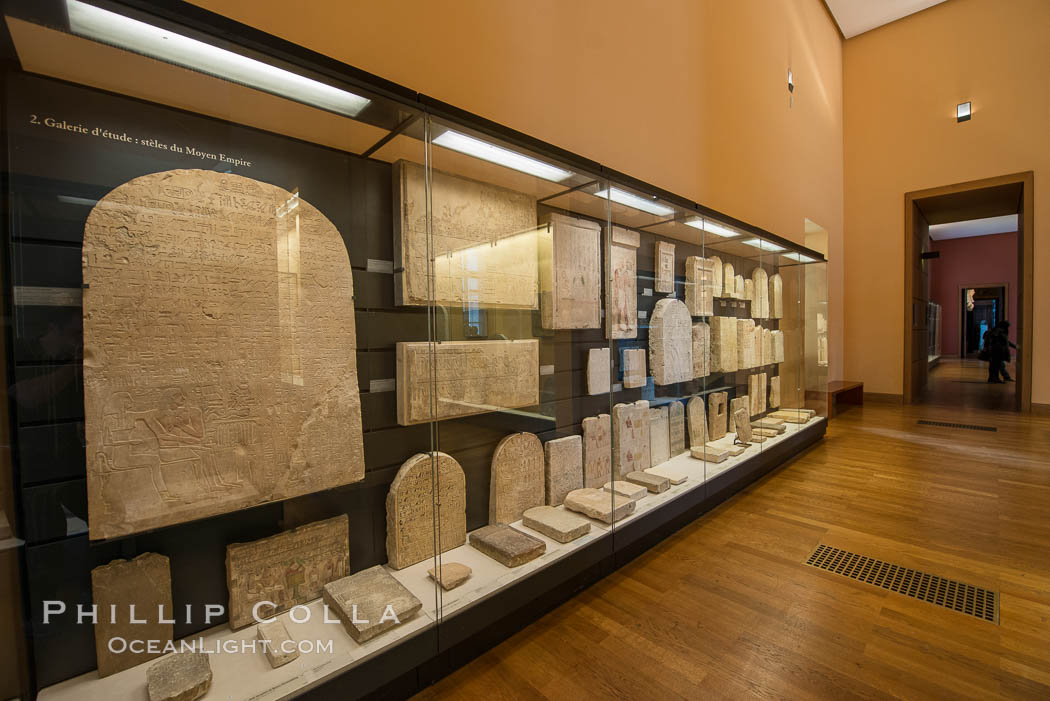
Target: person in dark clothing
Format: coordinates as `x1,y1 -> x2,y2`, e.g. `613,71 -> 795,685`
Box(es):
984,320 -> 1017,383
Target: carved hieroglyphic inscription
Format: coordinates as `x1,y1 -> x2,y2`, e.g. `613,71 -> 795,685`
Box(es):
708,392 -> 728,441
544,435 -> 584,506
710,316 -> 738,373
606,226 -> 639,339
762,328 -> 773,366
743,278 -> 754,303
749,373 -> 768,416
772,330 -> 785,363
668,401 -> 685,456
752,267 -> 770,319
737,319 -> 757,369
649,407 -> 670,467
770,273 -> 783,319
539,212 -> 601,329
687,395 -> 708,447
735,274 -> 745,299
693,321 -> 710,378
728,396 -> 749,432
386,452 -> 466,570
770,375 -> 781,408
613,400 -> 650,476
655,241 -> 675,294
83,170 -> 364,540
489,433 -> 544,524
709,256 -> 723,299
587,347 -> 611,395
623,348 -> 647,388
396,340 -> 539,425
394,160 -> 538,308
582,414 -> 612,488
723,263 -> 735,297
92,553 -> 172,677
685,256 -> 714,316
650,298 -> 693,385
226,514 -> 349,630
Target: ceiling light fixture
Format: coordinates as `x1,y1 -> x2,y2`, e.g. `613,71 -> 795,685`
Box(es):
432,130 -> 573,182
685,217 -> 738,238
781,252 -> 816,263
592,187 -> 674,217
740,238 -> 786,253
956,101 -> 972,122
65,0 -> 371,117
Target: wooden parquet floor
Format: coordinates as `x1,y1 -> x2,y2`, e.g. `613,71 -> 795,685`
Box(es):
415,380 -> 1050,699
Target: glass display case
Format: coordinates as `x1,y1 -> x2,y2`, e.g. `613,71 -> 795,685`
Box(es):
0,2 -> 828,699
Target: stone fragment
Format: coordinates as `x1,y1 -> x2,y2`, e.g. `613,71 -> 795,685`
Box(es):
92,553 -> 173,677
539,212 -> 601,329
710,316 -> 738,373
544,435 -> 584,506
768,410 -> 810,424
685,256 -> 714,316
622,348 -> 647,388
749,373 -> 768,415
469,524 -> 546,567
690,445 -> 729,463
83,170 -> 364,540
770,273 -> 783,319
564,488 -> 637,523
709,256 -> 723,298
762,327 -> 773,366
728,396 -> 750,432
386,452 -> 466,570
146,653 -> 211,701
522,506 -> 591,543
752,267 -> 770,318
490,433 -> 545,524
735,274 -> 745,299
753,418 -> 787,433
737,319 -> 757,369
603,480 -> 648,501
708,391 -> 728,441
693,321 -> 711,378
612,401 -> 650,476
687,395 -> 708,447
397,340 -> 539,425
606,226 -> 640,339
648,406 -> 670,466
770,375 -> 781,408
625,471 -> 670,494
668,401 -> 686,455
772,330 -> 785,363
743,278 -> 755,303
752,426 -> 781,438
395,160 -> 537,308
323,566 -> 423,643
427,562 -> 472,591
257,619 -> 299,669
587,347 -> 611,395
645,465 -> 688,485
582,414 -> 612,488
650,298 -> 693,385
734,408 -> 753,444
723,263 -> 735,297
724,443 -> 747,457
655,240 -> 675,293
226,515 -> 349,630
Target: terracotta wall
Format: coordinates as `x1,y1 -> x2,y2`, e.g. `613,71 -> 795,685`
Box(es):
930,232 -> 1018,356
188,0 -> 846,381
843,0 -> 1050,401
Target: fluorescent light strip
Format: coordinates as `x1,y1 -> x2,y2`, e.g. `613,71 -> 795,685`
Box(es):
66,0 -> 370,117
685,218 -> 738,238
593,188 -> 674,217
781,252 -> 817,263
57,195 -> 99,206
740,238 -> 786,253
433,130 -> 573,183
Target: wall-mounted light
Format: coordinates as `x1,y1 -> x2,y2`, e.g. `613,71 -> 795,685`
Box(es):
956,101 -> 972,122
592,187 -> 674,217
432,130 -> 573,182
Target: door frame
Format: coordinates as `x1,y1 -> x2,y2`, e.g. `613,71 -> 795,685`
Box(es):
957,282 -> 1008,358
904,172 -> 1033,411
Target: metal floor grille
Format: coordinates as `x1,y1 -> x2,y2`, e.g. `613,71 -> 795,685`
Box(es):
806,544 -> 998,623
917,419 -> 997,432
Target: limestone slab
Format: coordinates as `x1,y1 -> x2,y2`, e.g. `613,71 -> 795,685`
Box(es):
655,240 -> 675,293
539,212 -> 601,329
92,553 -> 172,677
762,327 -> 773,366
396,340 -> 539,425
722,263 -> 735,297
710,316 -> 738,373
772,330 -> 785,363
752,267 -> 770,318
753,418 -> 787,433
735,274 -> 745,299
612,400 -> 650,476
645,464 -> 688,485
490,433 -> 545,524
648,406 -> 670,466
770,375 -> 781,408
649,298 -> 693,385
257,619 -> 298,669
386,452 -> 466,570
622,348 -> 647,388
564,487 -> 637,523
708,392 -> 728,441
522,505 -> 591,543
737,319 -> 757,369
768,410 -> 810,424
743,278 -> 755,303
709,256 -> 723,299
226,514 -> 349,630
668,401 -> 686,455
693,321 -> 711,378
728,396 -> 750,433
582,414 -> 612,488
428,562 -> 472,591
606,226 -> 639,339
146,653 -> 211,701
685,256 -> 714,316
544,435 -> 584,506
323,565 -> 422,643
734,408 -> 753,444
687,395 -> 708,447
469,524 -> 546,567
625,471 -> 669,494
752,426 -> 781,438
770,273 -> 783,319
690,445 -> 729,463
83,169 -> 364,540
587,347 -> 611,395
603,480 -> 648,501
749,373 -> 768,415
394,160 -> 537,308
752,326 -> 764,366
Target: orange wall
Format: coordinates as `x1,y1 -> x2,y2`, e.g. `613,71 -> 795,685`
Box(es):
190,0 -> 845,380
843,0 -> 1050,401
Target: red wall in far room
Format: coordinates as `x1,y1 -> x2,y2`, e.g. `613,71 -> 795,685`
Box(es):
930,231 -> 1018,357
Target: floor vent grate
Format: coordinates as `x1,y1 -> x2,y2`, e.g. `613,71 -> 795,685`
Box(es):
917,419 -> 997,432
805,544 -> 998,623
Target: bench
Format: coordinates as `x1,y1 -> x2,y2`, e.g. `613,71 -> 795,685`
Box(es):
828,380 -> 864,417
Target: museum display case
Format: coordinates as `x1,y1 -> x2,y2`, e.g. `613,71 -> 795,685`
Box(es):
0,2 -> 828,699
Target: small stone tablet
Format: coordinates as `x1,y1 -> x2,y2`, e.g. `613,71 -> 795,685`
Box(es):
146,653 -> 211,701
690,445 -> 728,463
734,407 -> 753,444
625,471 -> 669,493
752,426 -> 781,438
645,465 -> 687,485
323,566 -> 422,643
257,619 -> 298,669
469,524 -> 546,567
427,562 -> 472,591
725,444 -> 747,456
563,488 -> 636,524
603,480 -> 647,501
753,418 -> 786,433
522,506 -> 591,543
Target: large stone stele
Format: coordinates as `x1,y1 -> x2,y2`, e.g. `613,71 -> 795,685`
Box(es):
489,433 -> 544,524
649,407 -> 670,467
386,452 -> 466,570
668,401 -> 686,456
684,256 -> 714,316
686,395 -> 708,447
92,553 -> 173,677
606,226 -> 640,339
770,273 -> 784,319
544,435 -> 584,506
564,487 -> 637,523
710,316 -> 738,373
622,348 -> 647,389
146,652 -> 211,701
582,414 -> 612,488
226,514 -> 349,630
469,524 -> 546,567
612,401 -> 650,477
737,319 -> 757,369
649,298 -> 693,385
655,240 -> 676,293
539,212 -> 601,329
693,321 -> 711,378
82,169 -> 364,540
770,375 -> 782,408
708,392 -> 729,441
323,566 -> 423,643
587,347 -> 611,395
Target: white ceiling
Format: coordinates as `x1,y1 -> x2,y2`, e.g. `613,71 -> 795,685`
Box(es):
929,214 -> 1018,241
826,0 -> 950,39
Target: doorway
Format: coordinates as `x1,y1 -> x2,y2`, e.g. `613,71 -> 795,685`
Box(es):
903,172 -> 1032,412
